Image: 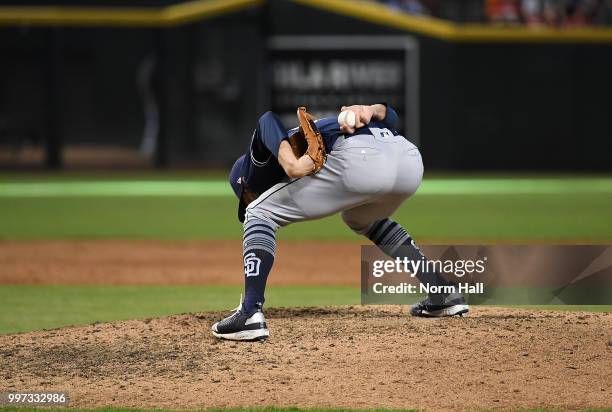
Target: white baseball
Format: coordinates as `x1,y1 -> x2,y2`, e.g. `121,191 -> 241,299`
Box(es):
337,110 -> 356,128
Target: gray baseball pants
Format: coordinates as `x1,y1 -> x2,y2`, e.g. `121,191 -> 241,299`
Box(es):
244,131 -> 424,234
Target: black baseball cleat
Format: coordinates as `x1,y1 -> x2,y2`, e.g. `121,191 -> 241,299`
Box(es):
211,297 -> 269,341
410,294 -> 469,318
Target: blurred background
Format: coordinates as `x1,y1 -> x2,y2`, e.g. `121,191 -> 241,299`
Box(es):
1,0 -> 611,334
1,0 -> 611,171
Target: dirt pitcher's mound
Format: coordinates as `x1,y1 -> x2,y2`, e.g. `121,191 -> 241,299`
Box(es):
1,307 -> 611,411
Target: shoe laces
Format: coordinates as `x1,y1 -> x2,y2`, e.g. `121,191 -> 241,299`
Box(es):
216,296 -> 244,329
232,294 -> 244,313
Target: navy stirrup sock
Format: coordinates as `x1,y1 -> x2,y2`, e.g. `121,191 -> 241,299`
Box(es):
366,219 -> 455,293
242,219 -> 277,314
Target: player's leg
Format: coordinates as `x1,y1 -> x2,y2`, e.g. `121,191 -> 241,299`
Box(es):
238,111 -> 288,313
213,136 -> 398,340
342,198 -> 469,317
234,148 -> 379,313
235,135 -> 424,317
341,148 -> 468,317
212,138 -> 369,340
211,216 -> 274,341
212,113 -> 290,341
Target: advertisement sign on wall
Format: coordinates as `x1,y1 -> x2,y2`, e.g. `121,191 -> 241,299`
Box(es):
268,36 -> 420,144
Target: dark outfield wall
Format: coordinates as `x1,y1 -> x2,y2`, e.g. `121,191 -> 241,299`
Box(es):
0,8 -> 266,168
0,2 -> 611,170
270,1 -> 612,171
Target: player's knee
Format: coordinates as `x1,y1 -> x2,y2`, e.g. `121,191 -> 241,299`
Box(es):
244,204 -> 281,230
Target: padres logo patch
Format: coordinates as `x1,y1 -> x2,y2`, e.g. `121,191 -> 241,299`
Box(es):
244,252 -> 262,277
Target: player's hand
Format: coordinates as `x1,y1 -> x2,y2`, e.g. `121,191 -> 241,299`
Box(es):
339,105 -> 375,134
292,154 -> 316,178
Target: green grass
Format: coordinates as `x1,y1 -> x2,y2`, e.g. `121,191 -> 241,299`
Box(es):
1,174 -> 611,335
1,175 -> 611,241
0,285 -> 359,334
1,193 -> 611,241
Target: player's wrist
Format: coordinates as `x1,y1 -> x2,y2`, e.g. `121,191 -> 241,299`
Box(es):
371,104 -> 386,121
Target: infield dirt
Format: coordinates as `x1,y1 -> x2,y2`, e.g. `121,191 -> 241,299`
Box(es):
1,240 -> 612,410
0,240 -> 360,285
1,306 -> 611,410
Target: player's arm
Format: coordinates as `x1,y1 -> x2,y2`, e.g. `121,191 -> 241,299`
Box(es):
252,111 -> 315,179
379,104 -> 399,129
278,140 -> 315,179
339,103 -> 398,134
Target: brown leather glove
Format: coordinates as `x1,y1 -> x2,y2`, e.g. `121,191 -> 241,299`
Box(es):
286,107 -> 326,174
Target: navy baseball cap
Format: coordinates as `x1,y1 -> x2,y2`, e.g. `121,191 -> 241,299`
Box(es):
229,154 -> 245,199
229,154 -> 250,222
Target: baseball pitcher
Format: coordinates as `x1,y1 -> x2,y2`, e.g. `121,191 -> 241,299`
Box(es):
212,104 -> 469,341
